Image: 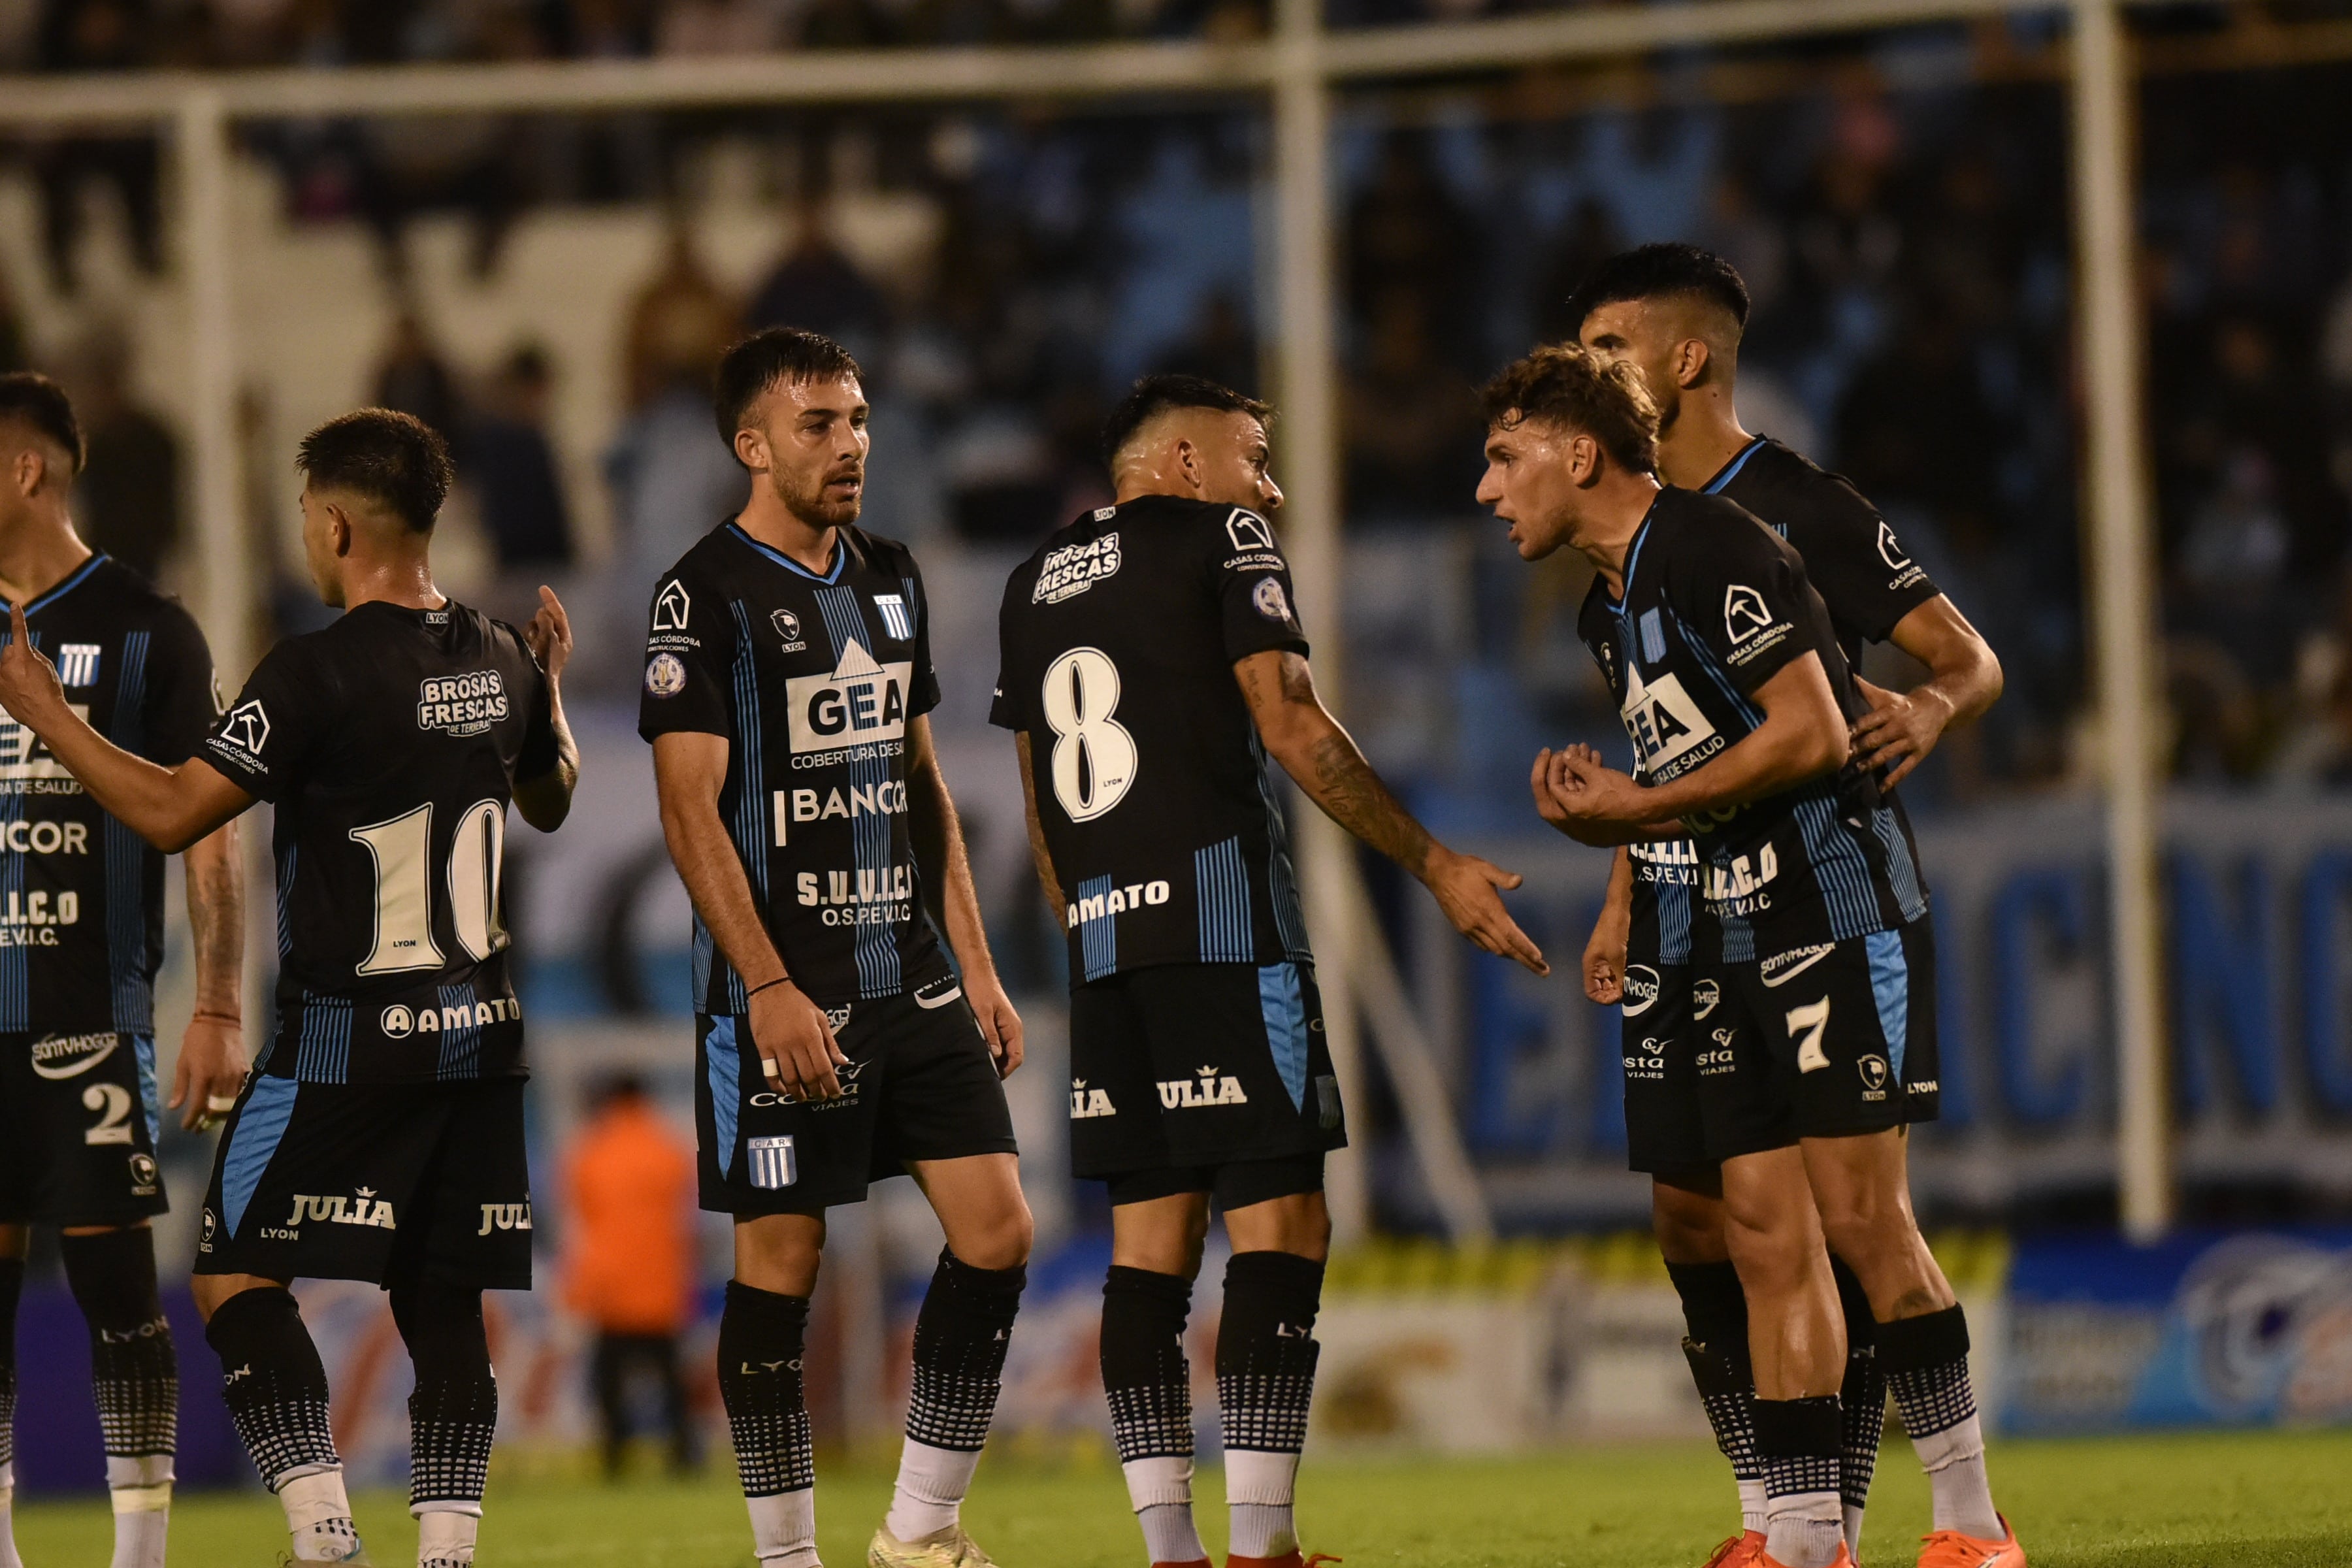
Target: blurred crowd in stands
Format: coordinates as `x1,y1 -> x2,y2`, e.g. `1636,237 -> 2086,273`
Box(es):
3,7 -> 2352,802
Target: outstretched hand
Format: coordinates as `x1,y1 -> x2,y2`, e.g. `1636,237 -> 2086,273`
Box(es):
1424,845 -> 1549,975
0,599 -> 66,729
525,585 -> 573,684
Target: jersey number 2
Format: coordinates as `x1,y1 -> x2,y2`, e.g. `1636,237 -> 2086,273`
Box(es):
1041,647 -> 1137,822
348,800 -> 508,975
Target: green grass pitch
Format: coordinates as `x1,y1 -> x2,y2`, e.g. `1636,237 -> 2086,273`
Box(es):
18,1429 -> 2352,1566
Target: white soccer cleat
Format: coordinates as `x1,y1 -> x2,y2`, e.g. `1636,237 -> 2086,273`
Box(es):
868,1522 -> 1002,1567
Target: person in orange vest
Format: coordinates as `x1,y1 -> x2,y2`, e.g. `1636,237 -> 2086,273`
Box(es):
563,1073 -> 700,1476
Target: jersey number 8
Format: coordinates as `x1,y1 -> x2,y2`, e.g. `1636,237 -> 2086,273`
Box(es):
1041,647 -> 1138,822
348,800 -> 509,975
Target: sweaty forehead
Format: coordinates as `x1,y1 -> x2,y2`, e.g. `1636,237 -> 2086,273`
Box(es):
761,373 -> 866,421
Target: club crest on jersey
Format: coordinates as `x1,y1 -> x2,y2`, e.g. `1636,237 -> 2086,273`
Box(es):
645,653 -> 687,698
1252,577 -> 1292,624
1070,1079 -> 1116,1119
772,609 -> 806,649
785,640 -> 912,763
56,644 -> 100,687
652,580 -> 691,632
1158,1066 -> 1249,1109
874,594 -> 914,641
1033,534 -> 1122,603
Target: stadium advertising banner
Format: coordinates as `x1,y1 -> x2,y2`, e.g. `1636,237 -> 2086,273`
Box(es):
2004,1228 -> 2352,1432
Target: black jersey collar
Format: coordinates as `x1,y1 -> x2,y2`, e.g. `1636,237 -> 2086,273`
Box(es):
1604,494 -> 1664,617
1699,435 -> 1769,496
22,552 -> 108,616
728,521 -> 845,584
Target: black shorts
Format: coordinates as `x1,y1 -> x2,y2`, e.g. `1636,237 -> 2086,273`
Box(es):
0,1029 -> 168,1226
197,1074 -> 532,1290
1698,919 -> 1940,1161
1620,963 -> 1712,1176
1068,962 -> 1347,1185
1103,1152 -> 1327,1211
697,978 -> 1019,1218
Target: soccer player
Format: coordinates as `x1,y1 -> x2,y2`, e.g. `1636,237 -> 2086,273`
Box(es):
642,328 -> 1031,1568
0,408 -> 579,1568
1565,244 -> 2007,1568
0,372 -> 245,1568
1477,345 -> 2019,1568
992,375 -> 1547,1568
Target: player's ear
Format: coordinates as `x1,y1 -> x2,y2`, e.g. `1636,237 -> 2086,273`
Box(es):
732,424 -> 767,472
1677,336 -> 1710,389
1569,432 -> 1602,488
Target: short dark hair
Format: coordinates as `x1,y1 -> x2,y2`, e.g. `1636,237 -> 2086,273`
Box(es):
1100,374 -> 1273,466
297,408 -> 453,532
1482,344 -> 1661,476
0,372 -> 84,476
713,328 -> 862,448
1565,243 -> 1752,336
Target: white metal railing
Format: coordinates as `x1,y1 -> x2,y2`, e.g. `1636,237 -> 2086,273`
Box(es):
0,0 -> 2174,1239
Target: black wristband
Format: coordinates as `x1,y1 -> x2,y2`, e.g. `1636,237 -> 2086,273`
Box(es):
746,977 -> 791,1000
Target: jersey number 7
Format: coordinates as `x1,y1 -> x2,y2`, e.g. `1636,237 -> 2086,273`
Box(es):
1042,647 -> 1137,822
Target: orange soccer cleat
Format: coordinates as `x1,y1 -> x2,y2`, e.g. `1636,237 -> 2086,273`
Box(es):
1757,1547 -> 1856,1568
1224,1554 -> 1341,1568
1915,1515 -> 2028,1568
1700,1531 -> 1768,1568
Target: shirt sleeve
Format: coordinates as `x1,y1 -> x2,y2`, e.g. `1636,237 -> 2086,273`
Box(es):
510,625 -> 561,783
1788,476 -> 1940,645
141,600 -> 221,767
900,556 -> 941,721
636,564 -> 735,741
1210,507 -> 1311,664
1670,511 -> 1830,696
200,639 -> 327,804
988,567 -> 1030,732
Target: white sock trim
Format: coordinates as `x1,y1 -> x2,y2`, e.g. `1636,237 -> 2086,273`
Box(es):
1121,1455 -> 1196,1512
746,1487 -> 817,1565
1738,1477 -> 1769,1534
417,1506 -> 482,1565
278,1467 -> 353,1532
1221,1448 -> 1299,1509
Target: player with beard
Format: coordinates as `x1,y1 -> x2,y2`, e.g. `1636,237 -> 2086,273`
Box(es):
1478,345 -> 2023,1568
0,408 -> 580,1568
642,329 -> 1031,1568
0,373 -> 244,1568
993,376 -> 1546,1568
1567,246 -> 2008,1568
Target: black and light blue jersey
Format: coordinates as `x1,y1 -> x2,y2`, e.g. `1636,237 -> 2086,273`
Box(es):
0,556 -> 217,1044
638,521 -> 953,1012
1576,488 -> 1926,960
991,495 -> 1315,983
201,600 -> 558,1085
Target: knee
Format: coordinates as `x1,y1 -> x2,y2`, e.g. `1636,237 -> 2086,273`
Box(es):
1816,1188 -> 1910,1267
734,1217 -> 825,1296
1721,1208 -> 1815,1297
1652,1183 -> 1725,1264
954,1196 -> 1035,1273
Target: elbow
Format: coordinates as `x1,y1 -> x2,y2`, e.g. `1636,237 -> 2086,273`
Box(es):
1805,723 -> 1852,780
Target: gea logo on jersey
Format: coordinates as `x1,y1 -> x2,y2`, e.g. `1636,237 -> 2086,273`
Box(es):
785,640 -> 912,762
0,703 -> 91,782
1618,663 -> 1720,777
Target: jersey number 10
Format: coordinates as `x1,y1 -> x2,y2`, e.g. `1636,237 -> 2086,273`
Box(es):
348,800 -> 509,975
1042,647 -> 1137,822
